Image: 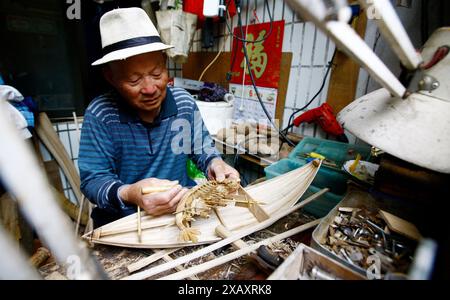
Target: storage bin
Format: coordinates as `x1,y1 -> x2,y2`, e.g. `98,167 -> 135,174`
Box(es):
288,137 -> 371,169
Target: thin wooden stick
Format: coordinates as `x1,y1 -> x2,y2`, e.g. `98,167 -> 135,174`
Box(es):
75,194 -> 85,235
161,254 -> 199,280
127,248 -> 180,273
141,182 -> 178,195
121,188 -> 329,280
160,219 -> 321,280
137,206 -> 142,243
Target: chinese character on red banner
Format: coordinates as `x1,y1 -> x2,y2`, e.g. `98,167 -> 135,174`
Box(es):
230,20 -> 285,89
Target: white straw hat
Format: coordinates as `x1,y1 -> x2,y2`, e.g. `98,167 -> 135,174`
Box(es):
92,7 -> 173,66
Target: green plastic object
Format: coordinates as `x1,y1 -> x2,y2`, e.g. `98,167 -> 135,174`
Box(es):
187,159 -> 206,180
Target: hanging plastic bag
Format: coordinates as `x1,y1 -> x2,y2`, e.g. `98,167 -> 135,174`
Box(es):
156,9 -> 197,64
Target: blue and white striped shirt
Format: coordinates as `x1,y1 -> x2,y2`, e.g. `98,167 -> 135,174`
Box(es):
79,87 -> 221,226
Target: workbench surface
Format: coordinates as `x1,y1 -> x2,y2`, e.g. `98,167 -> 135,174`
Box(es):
39,211 -> 317,280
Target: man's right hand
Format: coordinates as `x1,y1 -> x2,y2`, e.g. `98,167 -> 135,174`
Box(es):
119,178 -> 188,216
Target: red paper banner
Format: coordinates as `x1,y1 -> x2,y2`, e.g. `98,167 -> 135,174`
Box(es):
230,20 -> 285,89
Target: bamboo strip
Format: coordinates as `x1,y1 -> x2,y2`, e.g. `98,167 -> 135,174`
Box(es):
160,219 -> 321,280
127,248 -> 180,273
215,225 -> 248,250
161,254 -> 199,280
121,188 -> 328,280
141,183 -> 178,195
93,217 -> 175,238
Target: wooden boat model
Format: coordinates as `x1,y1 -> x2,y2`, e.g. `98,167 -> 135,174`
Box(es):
83,160 -> 321,248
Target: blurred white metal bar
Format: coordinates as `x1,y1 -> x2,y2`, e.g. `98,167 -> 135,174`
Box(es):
0,226 -> 41,280
358,0 -> 422,70
0,99 -> 107,280
285,0 -> 406,98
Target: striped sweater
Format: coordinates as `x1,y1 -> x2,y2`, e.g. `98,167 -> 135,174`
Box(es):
78,87 -> 221,226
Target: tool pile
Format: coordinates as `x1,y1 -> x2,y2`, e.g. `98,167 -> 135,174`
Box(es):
321,206 -> 416,277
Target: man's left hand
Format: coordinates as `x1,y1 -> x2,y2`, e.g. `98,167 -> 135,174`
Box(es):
207,158 -> 240,182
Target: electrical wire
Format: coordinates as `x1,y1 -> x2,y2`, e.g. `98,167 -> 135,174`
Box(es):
198,10 -> 232,81
225,0 -> 274,44
282,49 -> 337,134
234,1 -> 295,147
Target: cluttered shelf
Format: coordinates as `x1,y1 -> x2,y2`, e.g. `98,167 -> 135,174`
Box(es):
212,136 -> 277,167
211,123 -> 304,168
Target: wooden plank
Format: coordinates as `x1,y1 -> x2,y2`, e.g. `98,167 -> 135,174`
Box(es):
182,52 -> 293,125
379,210 -> 422,241
327,12 -> 368,114
44,160 -> 64,193
50,185 -> 89,226
183,52 -> 232,89
275,52 -> 292,125
31,134 -> 88,226
35,112 -> 83,204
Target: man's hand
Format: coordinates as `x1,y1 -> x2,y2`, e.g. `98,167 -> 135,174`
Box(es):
207,158 -> 240,182
119,178 -> 188,216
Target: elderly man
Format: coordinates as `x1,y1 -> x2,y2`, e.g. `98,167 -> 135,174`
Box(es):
79,7 -> 239,228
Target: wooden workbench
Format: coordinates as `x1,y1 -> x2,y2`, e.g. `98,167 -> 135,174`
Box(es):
38,210 -> 317,280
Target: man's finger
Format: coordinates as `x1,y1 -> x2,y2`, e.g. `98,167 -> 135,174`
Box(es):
226,171 -> 240,180
165,188 -> 189,211
148,185 -> 182,206
214,164 -> 226,182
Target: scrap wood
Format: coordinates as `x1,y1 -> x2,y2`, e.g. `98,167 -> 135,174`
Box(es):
121,188 -> 328,280
159,219 -> 321,280
29,247 -> 51,268
0,192 -> 21,241
379,210 -> 422,241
